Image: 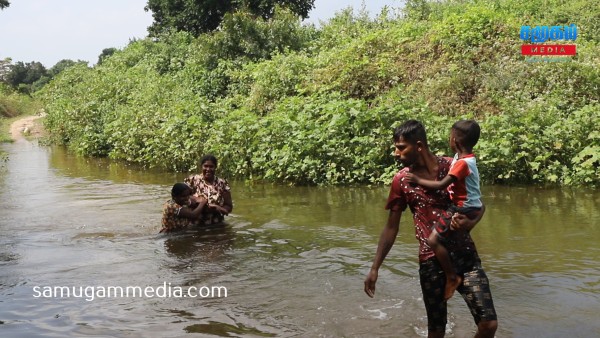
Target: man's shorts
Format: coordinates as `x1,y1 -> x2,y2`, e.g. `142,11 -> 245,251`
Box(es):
419,253 -> 497,332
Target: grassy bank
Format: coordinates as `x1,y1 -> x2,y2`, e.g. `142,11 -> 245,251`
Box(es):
1,83 -> 42,142
0,115 -> 22,143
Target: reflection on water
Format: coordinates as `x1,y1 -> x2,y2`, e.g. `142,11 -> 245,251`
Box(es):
184,321 -> 278,337
163,225 -> 235,259
0,141 -> 599,337
48,145 -> 183,185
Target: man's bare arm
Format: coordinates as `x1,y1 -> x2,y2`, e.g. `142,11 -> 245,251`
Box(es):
451,203 -> 485,232
364,209 -> 402,298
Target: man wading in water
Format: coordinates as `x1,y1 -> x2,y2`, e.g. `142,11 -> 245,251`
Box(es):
364,120 -> 497,338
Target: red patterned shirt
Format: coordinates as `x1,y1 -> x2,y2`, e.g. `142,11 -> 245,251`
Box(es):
385,156 -> 477,262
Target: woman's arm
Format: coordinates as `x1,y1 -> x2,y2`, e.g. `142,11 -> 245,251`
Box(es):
179,196 -> 207,219
210,190 -> 232,215
222,190 -> 233,214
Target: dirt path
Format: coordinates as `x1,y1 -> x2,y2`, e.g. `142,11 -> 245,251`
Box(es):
10,114 -> 46,141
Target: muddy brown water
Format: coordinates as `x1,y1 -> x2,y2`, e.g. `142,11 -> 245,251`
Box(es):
1,140 -> 598,337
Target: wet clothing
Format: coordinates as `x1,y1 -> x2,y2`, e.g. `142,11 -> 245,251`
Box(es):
160,199 -> 196,233
184,174 -> 231,225
420,253 -> 497,331
386,156 -> 496,329
385,156 -> 477,262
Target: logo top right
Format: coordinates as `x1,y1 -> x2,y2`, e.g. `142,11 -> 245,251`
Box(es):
520,24 -> 577,58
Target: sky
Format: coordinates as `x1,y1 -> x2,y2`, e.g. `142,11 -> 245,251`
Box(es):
0,0 -> 401,68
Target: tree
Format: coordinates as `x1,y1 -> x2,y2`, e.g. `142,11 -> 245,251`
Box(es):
145,0 -> 315,36
29,59 -> 88,92
48,59 -> 87,77
0,58 -> 12,81
97,48 -> 117,65
0,0 -> 9,10
4,61 -> 47,94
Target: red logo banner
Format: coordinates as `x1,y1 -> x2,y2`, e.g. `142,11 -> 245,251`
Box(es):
521,44 -> 577,56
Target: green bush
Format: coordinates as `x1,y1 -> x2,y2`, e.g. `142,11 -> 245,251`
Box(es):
0,83 -> 40,118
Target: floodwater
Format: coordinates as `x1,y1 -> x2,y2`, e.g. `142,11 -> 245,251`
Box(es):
1,139 -> 598,337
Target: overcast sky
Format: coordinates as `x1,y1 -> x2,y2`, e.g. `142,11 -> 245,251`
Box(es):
0,0 -> 401,68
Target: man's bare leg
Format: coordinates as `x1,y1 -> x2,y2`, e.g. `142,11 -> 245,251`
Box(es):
474,319 -> 498,338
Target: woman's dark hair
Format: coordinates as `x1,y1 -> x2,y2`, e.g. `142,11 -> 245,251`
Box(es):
171,182 -> 191,198
393,119 -> 428,147
200,154 -> 218,167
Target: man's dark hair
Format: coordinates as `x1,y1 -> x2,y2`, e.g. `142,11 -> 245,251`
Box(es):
393,119 -> 428,147
452,120 -> 480,149
171,182 -> 191,198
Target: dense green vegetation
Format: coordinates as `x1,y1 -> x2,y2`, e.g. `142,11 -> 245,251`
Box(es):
145,0 -> 315,36
0,57 -> 68,143
38,0 -> 599,187
1,58 -> 88,94
0,83 -> 39,119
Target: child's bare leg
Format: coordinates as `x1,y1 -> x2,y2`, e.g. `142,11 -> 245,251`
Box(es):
428,229 -> 462,300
